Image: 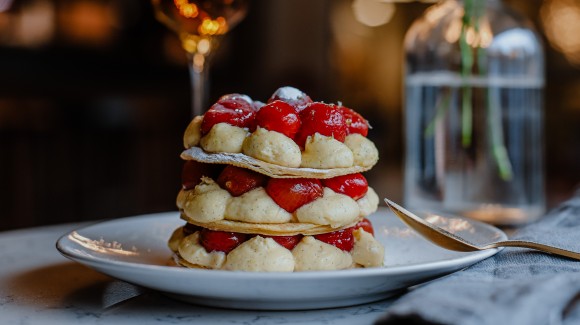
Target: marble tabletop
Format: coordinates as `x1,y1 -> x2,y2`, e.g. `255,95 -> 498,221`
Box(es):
0,221 -> 393,325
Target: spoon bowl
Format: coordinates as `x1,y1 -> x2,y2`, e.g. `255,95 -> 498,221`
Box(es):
384,198 -> 580,261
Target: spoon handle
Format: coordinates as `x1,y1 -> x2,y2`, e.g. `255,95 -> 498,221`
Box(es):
484,240 -> 580,261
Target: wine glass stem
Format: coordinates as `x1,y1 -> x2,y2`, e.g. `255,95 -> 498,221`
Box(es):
187,52 -> 210,117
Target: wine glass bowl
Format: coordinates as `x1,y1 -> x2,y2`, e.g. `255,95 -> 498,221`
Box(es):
152,0 -> 248,116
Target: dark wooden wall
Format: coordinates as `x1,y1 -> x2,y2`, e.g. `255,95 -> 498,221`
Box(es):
0,0 -> 578,230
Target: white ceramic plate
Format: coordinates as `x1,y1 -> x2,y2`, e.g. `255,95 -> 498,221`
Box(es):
56,208 -> 506,310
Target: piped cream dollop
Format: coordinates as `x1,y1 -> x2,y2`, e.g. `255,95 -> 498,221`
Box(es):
344,133 -> 379,168
181,178 -> 231,223
168,227 -> 186,252
183,115 -> 203,148
351,228 -> 384,267
176,188 -> 188,210
357,187 -> 379,217
300,133 -> 354,168
223,236 -> 295,272
295,188 -> 359,228
178,232 -> 226,269
180,178 -> 378,225
225,187 -> 292,223
292,236 -> 353,271
200,123 -> 248,153
172,225 -> 385,271
242,127 -> 301,167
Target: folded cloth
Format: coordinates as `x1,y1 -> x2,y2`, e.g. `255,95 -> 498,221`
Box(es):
376,192 -> 580,325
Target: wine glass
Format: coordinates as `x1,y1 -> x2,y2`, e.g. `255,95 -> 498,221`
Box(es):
152,0 -> 248,117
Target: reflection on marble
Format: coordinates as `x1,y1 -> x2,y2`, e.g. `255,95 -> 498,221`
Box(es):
0,223 -> 392,324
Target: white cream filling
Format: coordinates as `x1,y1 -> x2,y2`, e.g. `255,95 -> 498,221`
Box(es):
183,115 -> 203,149
200,122 -> 249,153
294,188 -> 360,228
292,236 -> 353,271
176,188 -> 188,210
300,133 -> 354,168
175,228 -> 383,271
189,124 -> 377,169
168,227 -> 186,252
178,232 -> 226,269
344,133 -> 379,168
182,178 -> 231,223
357,187 -> 379,217
180,179 -> 378,225
223,236 -> 295,272
351,228 -> 384,267
242,127 -> 301,167
225,187 -> 292,223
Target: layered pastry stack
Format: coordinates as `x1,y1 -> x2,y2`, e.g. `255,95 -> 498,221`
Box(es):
168,87 -> 384,272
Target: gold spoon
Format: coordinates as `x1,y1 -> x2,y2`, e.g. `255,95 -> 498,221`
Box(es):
384,198 -> 580,261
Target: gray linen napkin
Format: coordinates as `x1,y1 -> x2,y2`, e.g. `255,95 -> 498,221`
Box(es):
376,192 -> 580,325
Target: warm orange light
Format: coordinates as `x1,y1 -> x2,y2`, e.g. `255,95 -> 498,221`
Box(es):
59,0 -> 115,47
541,0 -> 580,66
174,0 -> 198,18
351,0 -> 395,27
443,10 -> 493,48
197,38 -> 210,54
179,33 -> 214,56
198,17 -> 228,36
181,34 -> 198,53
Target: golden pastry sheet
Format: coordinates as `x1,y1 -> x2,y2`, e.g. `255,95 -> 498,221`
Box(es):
180,213 -> 361,236
181,146 -> 373,179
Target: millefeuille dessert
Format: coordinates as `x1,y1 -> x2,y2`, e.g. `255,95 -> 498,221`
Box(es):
169,86 -> 384,272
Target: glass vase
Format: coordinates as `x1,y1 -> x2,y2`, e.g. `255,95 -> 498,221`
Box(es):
403,0 -> 545,225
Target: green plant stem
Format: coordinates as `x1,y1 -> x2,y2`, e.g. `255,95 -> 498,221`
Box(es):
460,0 -> 474,148
487,89 -> 514,180
461,85 -> 472,147
423,0 -> 514,181
424,89 -> 451,138
462,0 -> 512,180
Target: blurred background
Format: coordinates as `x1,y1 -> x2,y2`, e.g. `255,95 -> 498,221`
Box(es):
0,0 -> 579,231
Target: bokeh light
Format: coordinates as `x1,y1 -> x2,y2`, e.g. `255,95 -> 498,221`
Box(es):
540,0 -> 580,67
